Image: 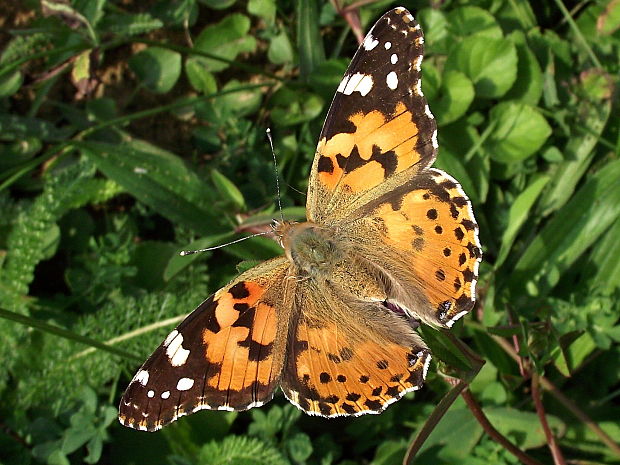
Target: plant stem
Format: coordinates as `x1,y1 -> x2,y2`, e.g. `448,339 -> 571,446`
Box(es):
461,389 -> 545,465
531,373 -> 567,465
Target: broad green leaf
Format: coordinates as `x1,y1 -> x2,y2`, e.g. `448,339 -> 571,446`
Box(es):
372,439 -> 407,465
248,0 -> 276,25
79,141 -> 222,235
589,216 -> 620,292
194,14 -> 257,72
597,0 -> 620,34
495,175 -> 550,268
297,0 -> 325,78
432,70 -> 475,125
447,6 -> 503,39
539,95 -> 610,215
554,332 -> 596,377
185,58 -> 217,94
267,31 -> 294,65
128,47 -> 181,93
199,0 -> 236,9
503,31 -> 544,105
286,432 -> 313,462
485,407 -> 565,449
0,70 -> 22,98
418,8 -> 449,53
485,102 -> 551,163
514,160 -> 620,296
270,87 -> 323,126
211,169 -> 246,211
445,36 -> 518,99
434,147 -> 478,205
418,404 -> 482,460
218,79 -> 263,117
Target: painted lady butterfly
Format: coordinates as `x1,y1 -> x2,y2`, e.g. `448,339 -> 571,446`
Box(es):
119,7 -> 481,431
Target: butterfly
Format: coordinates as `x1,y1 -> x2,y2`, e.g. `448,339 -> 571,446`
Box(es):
119,7 -> 481,431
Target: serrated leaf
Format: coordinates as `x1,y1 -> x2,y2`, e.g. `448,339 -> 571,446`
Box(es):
446,36 -> 517,99
128,47 -> 181,93
485,102 -> 551,163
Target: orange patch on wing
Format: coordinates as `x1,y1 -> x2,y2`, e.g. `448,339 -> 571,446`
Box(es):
289,321 -> 428,416
203,282 -> 278,392
317,103 -> 421,193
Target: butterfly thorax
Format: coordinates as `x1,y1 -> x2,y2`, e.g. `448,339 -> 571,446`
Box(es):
278,221 -> 346,280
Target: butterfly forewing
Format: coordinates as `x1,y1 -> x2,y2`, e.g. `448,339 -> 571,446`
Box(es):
119,258 -> 292,431
307,7 -> 437,223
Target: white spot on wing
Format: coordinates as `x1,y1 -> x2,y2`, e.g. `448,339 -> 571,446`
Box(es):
413,55 -> 422,72
384,41 -> 392,50
363,33 -> 379,51
415,79 -> 423,96
176,377 -> 195,391
425,104 -> 434,119
164,329 -> 178,347
166,332 -> 190,367
147,390 -> 155,398
386,71 -> 398,90
337,75 -> 349,93
431,129 -> 438,149
161,391 -> 171,399
134,370 -> 149,386
343,72 -> 373,96
391,54 -> 398,64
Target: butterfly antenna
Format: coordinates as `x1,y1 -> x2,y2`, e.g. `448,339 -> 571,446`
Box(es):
266,128 -> 285,222
180,231 -> 272,256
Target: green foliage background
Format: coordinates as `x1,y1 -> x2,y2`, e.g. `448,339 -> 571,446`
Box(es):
0,0 -> 619,464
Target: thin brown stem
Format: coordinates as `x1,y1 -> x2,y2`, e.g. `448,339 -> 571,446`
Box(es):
461,389 -> 545,465
532,373 -> 566,465
478,325 -> 620,458
402,379 -> 469,464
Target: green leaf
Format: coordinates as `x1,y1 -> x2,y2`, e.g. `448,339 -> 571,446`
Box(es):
270,87 -> 323,126
503,31 -> 544,105
485,102 -> 551,163
248,0 -> 276,25
198,435 -> 288,465
0,70 -> 22,98
211,169 -> 246,211
446,36 -> 518,99
514,160 -> 620,296
485,407 -> 565,449
268,31 -> 294,65
79,141 -> 222,235
128,47 -> 181,93
194,14 -> 257,72
539,87 -> 611,214
297,0 -> 325,78
447,6 -> 503,39
286,432 -> 313,462
185,58 -> 217,94
199,0 -> 236,9
431,70 -> 475,125
495,175 -> 550,268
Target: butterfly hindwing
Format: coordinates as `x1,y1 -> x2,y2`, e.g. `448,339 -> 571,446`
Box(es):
281,282 -> 431,417
119,257 -> 293,431
308,7 -> 437,223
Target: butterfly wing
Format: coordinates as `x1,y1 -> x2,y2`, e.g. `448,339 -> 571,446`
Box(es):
341,169 -> 482,328
307,8 -> 436,223
119,257 -> 293,431
281,281 -> 430,416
